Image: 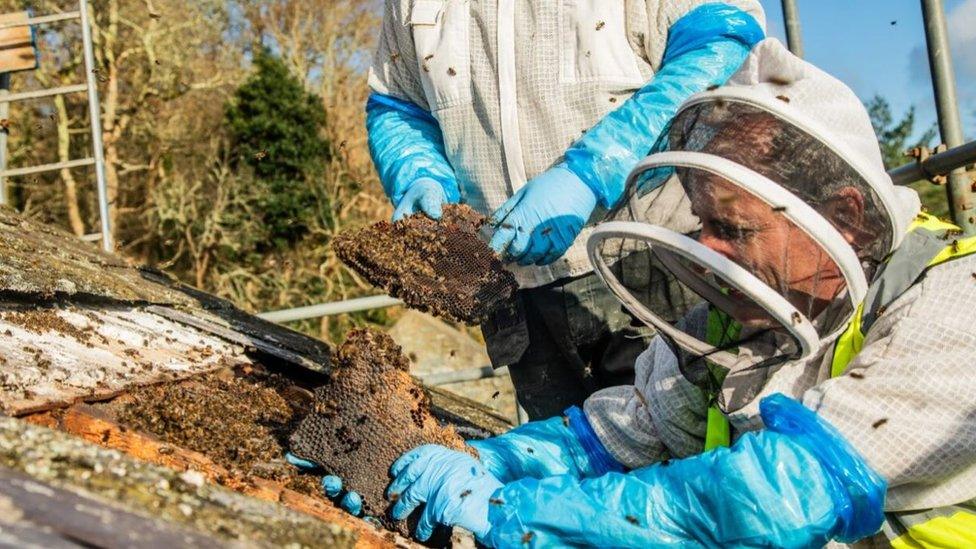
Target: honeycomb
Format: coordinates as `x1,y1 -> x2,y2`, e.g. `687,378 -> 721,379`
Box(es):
289,328 -> 473,535
333,205 -> 518,325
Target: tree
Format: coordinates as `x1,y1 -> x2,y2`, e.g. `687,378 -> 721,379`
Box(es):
866,95 -> 937,170
866,95 -> 947,217
224,49 -> 331,245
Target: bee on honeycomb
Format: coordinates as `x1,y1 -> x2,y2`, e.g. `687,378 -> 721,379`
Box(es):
333,205 -> 518,325
289,329 -> 474,537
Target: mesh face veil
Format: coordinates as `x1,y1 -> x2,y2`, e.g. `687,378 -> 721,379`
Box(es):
587,40 -> 904,391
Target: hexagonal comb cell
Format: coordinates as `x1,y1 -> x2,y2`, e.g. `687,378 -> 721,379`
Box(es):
333,205 -> 518,325
288,329 -> 473,535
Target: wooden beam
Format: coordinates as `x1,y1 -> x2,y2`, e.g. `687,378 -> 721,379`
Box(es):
0,465 -> 226,547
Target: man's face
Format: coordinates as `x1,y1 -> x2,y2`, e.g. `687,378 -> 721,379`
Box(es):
688,174 -> 846,328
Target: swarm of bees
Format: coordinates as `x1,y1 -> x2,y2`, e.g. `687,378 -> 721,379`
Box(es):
333,204 -> 518,325
289,328 -> 472,538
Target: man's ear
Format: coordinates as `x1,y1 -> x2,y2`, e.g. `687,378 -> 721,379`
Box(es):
821,186 -> 866,245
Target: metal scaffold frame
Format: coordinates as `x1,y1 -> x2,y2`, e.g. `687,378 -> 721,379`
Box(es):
781,0 -> 976,232
0,0 -> 112,252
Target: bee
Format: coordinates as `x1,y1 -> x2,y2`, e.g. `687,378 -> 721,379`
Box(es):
625,515 -> 640,526
460,489 -> 472,498
790,312 -> 802,324
595,21 -> 606,30
521,532 -> 535,544
849,371 -> 865,380
775,95 -> 791,103
491,391 -> 501,400
872,418 -> 888,429
447,67 -> 457,76
253,150 -> 268,161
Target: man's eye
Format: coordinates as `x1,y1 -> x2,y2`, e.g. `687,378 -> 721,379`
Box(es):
714,221 -> 752,240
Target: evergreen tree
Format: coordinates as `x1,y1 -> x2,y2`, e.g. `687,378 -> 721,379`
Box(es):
866,95 -> 946,217
225,49 -> 331,245
866,95 -> 937,170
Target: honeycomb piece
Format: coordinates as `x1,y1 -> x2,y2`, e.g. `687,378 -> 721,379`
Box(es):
289,328 -> 472,535
333,205 -> 518,325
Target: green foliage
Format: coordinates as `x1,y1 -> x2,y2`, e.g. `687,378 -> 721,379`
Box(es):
866,95 -> 937,170
866,95 -> 947,217
225,49 -> 332,245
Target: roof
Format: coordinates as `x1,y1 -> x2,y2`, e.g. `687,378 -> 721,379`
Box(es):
0,207 -> 510,546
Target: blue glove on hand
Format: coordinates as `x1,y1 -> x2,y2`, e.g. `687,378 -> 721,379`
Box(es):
392,178 -> 450,222
285,453 -> 365,517
489,165 -> 598,266
387,445 -> 503,542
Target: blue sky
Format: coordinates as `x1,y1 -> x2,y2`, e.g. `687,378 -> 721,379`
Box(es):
759,0 -> 975,141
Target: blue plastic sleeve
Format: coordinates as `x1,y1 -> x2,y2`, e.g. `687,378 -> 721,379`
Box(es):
563,4 -> 765,208
565,406 -> 626,476
761,394 -> 887,543
469,412 -> 619,484
365,93 -> 461,205
484,395 -> 886,548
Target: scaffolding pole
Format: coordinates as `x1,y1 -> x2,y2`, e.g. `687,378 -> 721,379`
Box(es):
921,0 -> 976,234
781,0 -> 804,58
79,0 -> 113,252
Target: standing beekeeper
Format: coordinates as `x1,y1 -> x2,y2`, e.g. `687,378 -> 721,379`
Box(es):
377,39 -> 976,547
366,0 -> 766,419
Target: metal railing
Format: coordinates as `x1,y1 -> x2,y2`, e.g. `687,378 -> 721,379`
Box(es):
0,1 -> 112,252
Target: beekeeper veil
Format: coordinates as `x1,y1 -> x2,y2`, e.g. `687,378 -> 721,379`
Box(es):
588,39 -> 919,390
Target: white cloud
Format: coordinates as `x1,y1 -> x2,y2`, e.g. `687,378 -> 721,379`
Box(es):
948,0 -> 976,79
907,0 -> 976,129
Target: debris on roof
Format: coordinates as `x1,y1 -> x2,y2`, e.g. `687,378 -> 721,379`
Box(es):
0,206 -> 193,306
0,415 -> 361,548
0,303 -> 248,415
0,207 -> 509,546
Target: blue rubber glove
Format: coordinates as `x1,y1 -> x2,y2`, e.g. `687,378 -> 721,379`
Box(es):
285,453 -> 365,517
469,406 -> 624,484
482,394 -> 887,548
488,166 -> 598,266
387,445 -> 503,542
366,93 -> 460,214
392,177 -> 449,222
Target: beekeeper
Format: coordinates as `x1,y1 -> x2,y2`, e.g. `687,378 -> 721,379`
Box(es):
382,39 -> 976,547
366,1 -> 766,419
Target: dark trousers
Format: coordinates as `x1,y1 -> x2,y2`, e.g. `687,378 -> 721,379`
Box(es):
481,271 -> 652,420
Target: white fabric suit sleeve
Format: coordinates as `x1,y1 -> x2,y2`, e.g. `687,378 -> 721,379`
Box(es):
584,305 -> 711,469
804,254 -> 976,511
